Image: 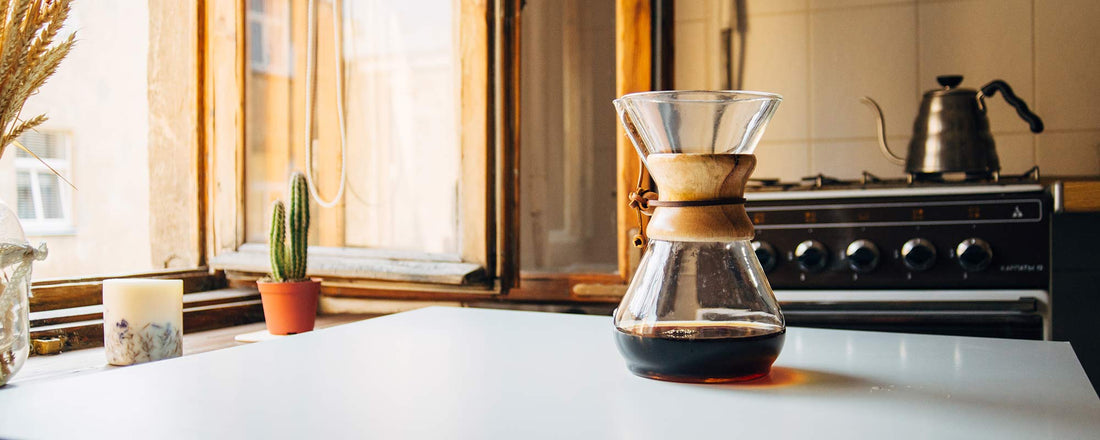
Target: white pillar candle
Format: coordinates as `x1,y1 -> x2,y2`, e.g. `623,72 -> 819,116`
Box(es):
102,279 -> 183,366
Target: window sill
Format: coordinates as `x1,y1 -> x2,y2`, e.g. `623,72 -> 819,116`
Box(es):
23,227 -> 76,237
211,244 -> 486,286
14,313 -> 375,386
29,287 -> 267,354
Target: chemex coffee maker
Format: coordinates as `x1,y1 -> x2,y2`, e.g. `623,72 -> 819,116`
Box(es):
612,91 -> 785,383
862,75 -> 1044,182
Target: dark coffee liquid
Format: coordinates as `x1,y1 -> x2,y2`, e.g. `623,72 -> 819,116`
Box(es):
615,322 -> 785,383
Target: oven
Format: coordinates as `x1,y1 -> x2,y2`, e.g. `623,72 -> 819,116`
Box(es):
745,179 -> 1051,340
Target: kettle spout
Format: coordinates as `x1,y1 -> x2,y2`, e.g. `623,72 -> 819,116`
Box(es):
860,97 -> 906,165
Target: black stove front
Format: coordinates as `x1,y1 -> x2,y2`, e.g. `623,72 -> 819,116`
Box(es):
745,181 -> 1051,340
747,188 -> 1050,289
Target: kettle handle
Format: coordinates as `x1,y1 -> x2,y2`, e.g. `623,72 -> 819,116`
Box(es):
980,80 -> 1044,133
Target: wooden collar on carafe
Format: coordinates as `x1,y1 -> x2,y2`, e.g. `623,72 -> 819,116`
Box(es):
629,154 -> 755,247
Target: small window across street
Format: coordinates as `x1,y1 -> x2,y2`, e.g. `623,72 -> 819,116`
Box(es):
15,131 -> 72,236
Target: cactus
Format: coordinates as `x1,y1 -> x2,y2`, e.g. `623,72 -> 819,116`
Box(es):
269,172 -> 310,282
269,201 -> 287,281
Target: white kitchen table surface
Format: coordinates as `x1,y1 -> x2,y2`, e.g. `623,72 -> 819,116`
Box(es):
1,306 -> 1097,439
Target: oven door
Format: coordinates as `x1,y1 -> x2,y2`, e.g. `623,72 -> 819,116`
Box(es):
776,290 -> 1048,340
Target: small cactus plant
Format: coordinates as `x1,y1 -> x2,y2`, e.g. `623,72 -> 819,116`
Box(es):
269,172 -> 310,282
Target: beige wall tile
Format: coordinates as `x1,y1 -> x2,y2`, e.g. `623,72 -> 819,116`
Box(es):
812,137 -> 911,179
743,13 -> 809,140
811,4 -> 918,140
1035,0 -> 1100,131
747,0 -> 808,15
753,140 -> 812,181
993,133 -> 1037,175
668,0 -> 1098,180
1037,131 -> 1100,177
674,20 -> 710,89
918,0 -> 1034,135
811,0 -> 912,10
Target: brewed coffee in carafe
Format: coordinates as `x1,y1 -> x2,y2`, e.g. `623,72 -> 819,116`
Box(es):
612,91 -> 785,383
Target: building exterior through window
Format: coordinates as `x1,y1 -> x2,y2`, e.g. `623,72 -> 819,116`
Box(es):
14,131 -> 72,236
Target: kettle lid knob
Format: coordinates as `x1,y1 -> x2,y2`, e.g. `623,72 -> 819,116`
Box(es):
937,75 -> 964,89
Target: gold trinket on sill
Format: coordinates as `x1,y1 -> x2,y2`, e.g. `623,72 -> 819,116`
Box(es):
31,335 -> 66,356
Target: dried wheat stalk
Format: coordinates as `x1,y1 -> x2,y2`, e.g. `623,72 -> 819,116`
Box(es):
0,0 -> 73,159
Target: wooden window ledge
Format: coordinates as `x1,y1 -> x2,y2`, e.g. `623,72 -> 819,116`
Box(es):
211,244 -> 486,285
11,313 -> 373,386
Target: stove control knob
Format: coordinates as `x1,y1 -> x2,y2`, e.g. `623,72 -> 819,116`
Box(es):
845,239 -> 880,273
956,238 -> 993,272
795,240 -> 829,273
752,241 -> 778,273
901,238 -> 937,272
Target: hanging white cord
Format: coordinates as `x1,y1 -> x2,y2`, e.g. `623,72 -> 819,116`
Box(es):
304,0 -> 347,208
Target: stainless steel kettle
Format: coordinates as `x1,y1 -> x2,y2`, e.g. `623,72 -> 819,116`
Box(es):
862,75 -> 1043,181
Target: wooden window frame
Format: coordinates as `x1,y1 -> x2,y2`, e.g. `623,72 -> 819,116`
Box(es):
298,0 -> 657,304
204,0 -> 519,297
506,0 -> 653,303
27,0 -> 659,350
24,1 -> 251,355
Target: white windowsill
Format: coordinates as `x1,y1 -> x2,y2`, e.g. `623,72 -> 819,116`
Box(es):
211,244 -> 485,286
23,227 -> 76,237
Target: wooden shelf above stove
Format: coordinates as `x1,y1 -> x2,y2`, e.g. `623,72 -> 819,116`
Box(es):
1058,179 -> 1100,213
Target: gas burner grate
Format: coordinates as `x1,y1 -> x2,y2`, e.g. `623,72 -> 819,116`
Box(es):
746,167 -> 1042,192
1001,165 -> 1041,182
801,174 -> 844,188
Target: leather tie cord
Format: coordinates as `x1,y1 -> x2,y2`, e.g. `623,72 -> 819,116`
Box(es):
627,157 -> 747,248
627,157 -> 656,248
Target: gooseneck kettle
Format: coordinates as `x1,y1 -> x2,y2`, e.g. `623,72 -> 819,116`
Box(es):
862,75 -> 1043,181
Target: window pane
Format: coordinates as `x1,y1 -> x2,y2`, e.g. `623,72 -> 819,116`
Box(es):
15,131 -> 63,159
37,174 -> 63,219
0,1 -> 160,279
245,0 -> 460,255
248,20 -> 267,69
15,171 -> 34,220
519,0 -> 618,273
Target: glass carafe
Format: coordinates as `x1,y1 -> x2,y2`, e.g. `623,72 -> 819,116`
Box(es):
612,91 -> 784,383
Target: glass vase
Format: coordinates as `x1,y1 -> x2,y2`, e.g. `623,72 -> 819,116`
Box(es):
0,201 -> 30,386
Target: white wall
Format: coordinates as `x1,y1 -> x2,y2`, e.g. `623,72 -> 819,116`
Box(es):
676,0 -> 1100,181
0,1 -> 151,279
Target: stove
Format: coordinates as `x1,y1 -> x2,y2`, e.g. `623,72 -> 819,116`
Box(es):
745,167 -> 1052,340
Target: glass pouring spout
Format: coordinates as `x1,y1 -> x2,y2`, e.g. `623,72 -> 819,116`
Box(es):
612,90 -> 785,383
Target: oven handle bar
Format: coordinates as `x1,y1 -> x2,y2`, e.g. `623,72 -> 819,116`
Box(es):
781,300 -> 1037,313
774,289 -> 1049,306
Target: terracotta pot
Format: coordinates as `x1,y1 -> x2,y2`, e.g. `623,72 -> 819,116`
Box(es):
256,279 -> 321,335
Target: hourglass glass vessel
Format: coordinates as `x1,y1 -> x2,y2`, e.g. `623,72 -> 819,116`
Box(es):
612,90 -> 784,383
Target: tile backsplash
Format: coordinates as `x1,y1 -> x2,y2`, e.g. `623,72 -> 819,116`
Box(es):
676,0 -> 1100,180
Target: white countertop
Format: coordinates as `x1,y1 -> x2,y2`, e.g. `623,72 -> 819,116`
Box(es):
1,306 -> 1097,439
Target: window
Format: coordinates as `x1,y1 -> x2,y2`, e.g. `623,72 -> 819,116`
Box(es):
214,0 -> 643,298
14,131 -> 72,235
519,0 -> 618,274
23,1 -> 245,355
210,0 -> 505,290
0,1 -> 206,281
244,0 -> 460,254
0,0 -> 180,280
246,0 -> 290,75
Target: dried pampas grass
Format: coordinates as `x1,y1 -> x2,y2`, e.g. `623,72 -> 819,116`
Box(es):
0,0 -> 74,166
